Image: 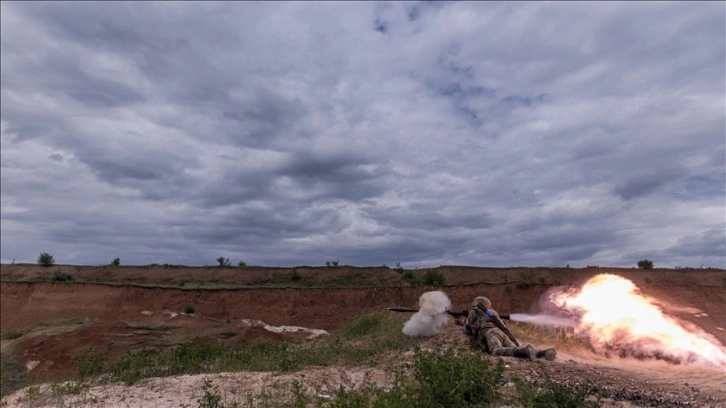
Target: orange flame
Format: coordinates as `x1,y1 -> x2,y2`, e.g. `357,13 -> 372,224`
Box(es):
546,274 -> 726,367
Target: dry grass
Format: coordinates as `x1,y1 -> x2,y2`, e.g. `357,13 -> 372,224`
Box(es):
509,321 -> 593,351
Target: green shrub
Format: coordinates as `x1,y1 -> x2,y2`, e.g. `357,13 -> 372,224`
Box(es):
0,352 -> 28,399
74,348 -> 104,378
409,347 -> 504,407
637,259 -> 654,269
289,268 -> 302,282
197,379 -> 223,408
110,257 -> 121,266
184,304 -> 196,314
216,257 -> 230,267
1,331 -> 22,340
37,252 -> 55,267
420,269 -> 445,286
237,260 -> 246,267
514,372 -> 601,408
50,270 -> 75,282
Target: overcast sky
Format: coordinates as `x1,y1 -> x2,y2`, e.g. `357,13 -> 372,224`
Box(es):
1,2 -> 724,268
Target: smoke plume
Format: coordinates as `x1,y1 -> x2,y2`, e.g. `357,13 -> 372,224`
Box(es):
402,290 -> 452,337
509,313 -> 577,328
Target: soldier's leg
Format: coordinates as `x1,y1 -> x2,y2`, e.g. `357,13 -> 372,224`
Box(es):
501,336 -> 536,361
513,344 -> 536,361
474,331 -> 489,352
485,331 -> 518,356
536,348 -> 557,361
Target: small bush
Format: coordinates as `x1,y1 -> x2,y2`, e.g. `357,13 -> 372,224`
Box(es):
74,348 -> 104,378
216,257 -> 230,267
1,331 -> 22,340
289,268 -> 302,282
394,262 -> 404,273
110,257 -> 121,266
37,252 -> 55,267
637,259 -> 654,269
237,260 -> 246,267
197,379 -> 223,408
50,270 -> 75,282
410,347 -> 505,407
514,371 -> 601,408
220,331 -> 237,339
184,304 -> 196,314
420,269 -> 445,286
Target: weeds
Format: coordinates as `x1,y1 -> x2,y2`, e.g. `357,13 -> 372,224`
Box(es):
50,270 -> 75,282
106,313 -> 413,385
517,269 -> 538,289
1,330 -> 22,340
514,370 -> 602,408
197,379 -> 223,408
420,269 -> 445,286
74,348 -> 105,378
1,352 -> 28,398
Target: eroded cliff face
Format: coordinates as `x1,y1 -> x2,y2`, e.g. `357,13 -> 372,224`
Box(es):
2,266 -> 725,382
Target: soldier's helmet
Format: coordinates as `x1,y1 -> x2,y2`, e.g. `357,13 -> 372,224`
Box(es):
472,296 -> 491,309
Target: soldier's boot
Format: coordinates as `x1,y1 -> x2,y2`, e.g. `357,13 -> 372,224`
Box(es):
536,348 -> 557,361
513,344 -> 536,361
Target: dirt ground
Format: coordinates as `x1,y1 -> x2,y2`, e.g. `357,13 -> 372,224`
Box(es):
1,264 -> 725,407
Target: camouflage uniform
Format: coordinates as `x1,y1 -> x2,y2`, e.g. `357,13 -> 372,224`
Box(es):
466,296 -> 556,361
467,307 -> 518,356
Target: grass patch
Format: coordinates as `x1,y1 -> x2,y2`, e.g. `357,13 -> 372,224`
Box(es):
514,371 -> 601,408
74,348 -> 105,378
1,351 -> 29,398
109,341 -> 301,385
107,312 -> 416,385
509,321 -> 592,351
286,347 -> 601,408
49,270 -> 75,282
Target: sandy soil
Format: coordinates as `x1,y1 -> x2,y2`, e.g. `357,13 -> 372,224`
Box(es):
1,264 -> 725,407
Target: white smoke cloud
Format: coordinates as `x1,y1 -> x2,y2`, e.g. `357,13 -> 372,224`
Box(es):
402,290 -> 452,337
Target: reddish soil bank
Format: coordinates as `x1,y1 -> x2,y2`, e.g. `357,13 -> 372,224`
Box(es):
1,264 -> 724,403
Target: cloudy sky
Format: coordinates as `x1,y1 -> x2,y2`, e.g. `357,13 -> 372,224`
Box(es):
1,2 -> 724,268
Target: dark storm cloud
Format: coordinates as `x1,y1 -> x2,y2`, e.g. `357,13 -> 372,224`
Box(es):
613,169 -> 685,201
1,1 -> 724,268
666,227 -> 726,258
364,203 -> 493,232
